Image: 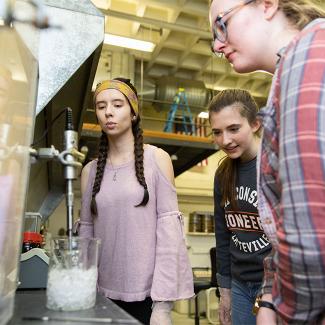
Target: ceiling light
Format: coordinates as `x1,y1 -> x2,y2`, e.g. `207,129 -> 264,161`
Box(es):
198,111 -> 209,119
104,34 -> 155,52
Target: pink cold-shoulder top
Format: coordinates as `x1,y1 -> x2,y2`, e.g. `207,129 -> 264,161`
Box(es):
79,144 -> 194,302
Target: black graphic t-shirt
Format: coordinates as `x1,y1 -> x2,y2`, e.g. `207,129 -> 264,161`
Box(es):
214,157 -> 272,288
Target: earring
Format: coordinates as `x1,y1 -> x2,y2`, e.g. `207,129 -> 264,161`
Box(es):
132,116 -> 137,121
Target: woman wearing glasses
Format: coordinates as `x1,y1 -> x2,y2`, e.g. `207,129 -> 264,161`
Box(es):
210,0 -> 325,324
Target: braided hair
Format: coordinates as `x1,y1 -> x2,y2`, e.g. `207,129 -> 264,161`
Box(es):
90,78 -> 149,217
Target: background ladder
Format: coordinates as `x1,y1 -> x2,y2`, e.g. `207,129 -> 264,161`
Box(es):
164,88 -> 195,135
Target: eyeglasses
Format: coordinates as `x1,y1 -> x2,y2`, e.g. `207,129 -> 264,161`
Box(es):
211,0 -> 255,51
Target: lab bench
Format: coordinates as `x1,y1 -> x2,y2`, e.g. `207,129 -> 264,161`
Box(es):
8,291 -> 141,324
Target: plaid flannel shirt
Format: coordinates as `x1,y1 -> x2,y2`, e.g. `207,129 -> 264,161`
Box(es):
258,19 -> 325,324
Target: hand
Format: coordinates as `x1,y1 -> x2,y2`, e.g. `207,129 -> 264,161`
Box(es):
256,294 -> 276,325
150,301 -> 173,325
219,287 -> 231,325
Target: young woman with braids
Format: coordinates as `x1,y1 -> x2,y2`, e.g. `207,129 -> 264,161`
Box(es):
79,77 -> 194,325
209,89 -> 271,325
210,0 -> 325,324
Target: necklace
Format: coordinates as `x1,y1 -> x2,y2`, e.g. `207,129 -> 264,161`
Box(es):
108,156 -> 117,181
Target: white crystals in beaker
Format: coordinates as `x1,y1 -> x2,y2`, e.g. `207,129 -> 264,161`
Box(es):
46,266 -> 97,311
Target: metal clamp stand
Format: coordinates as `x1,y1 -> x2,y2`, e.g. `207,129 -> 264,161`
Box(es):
29,108 -> 87,240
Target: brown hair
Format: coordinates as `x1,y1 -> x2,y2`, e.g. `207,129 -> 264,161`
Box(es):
278,0 -> 325,30
208,89 -> 260,209
90,78 -> 149,217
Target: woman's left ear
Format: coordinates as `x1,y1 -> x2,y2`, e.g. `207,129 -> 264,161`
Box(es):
262,0 -> 279,20
252,118 -> 262,133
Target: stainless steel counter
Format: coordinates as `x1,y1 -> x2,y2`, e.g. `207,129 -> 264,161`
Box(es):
8,291 -> 141,324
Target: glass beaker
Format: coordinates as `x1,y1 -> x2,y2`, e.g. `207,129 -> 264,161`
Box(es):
46,237 -> 100,311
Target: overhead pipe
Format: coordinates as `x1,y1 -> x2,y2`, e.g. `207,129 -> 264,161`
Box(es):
100,8 -> 212,40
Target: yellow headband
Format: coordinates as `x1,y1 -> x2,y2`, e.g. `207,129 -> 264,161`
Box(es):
94,80 -> 139,116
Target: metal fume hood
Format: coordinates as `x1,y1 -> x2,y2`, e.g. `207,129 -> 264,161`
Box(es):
26,0 -> 105,219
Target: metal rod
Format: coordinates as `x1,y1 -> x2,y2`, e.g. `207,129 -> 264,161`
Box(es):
66,179 -> 74,241
88,97 -> 209,111
22,316 -> 139,323
100,8 -> 211,39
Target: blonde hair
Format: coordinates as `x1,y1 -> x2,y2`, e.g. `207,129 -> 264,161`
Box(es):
278,0 -> 325,30
210,0 -> 324,29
